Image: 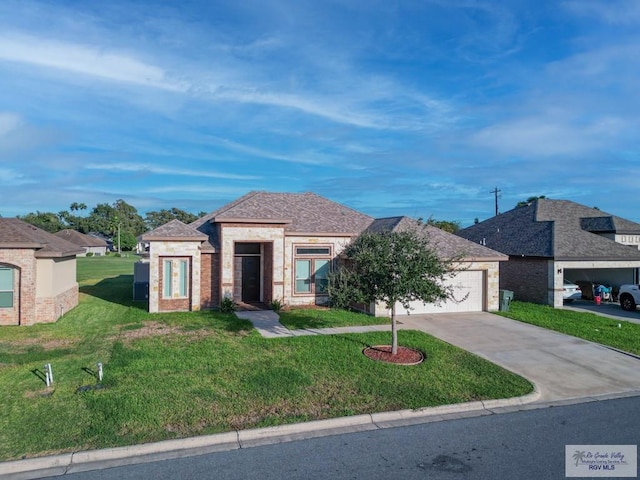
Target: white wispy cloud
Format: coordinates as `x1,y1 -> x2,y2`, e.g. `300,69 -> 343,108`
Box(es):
562,0 -> 640,25
85,163 -> 262,180
0,33 -> 185,91
0,112 -> 22,136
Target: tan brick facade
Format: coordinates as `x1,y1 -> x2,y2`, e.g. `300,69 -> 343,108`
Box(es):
0,249 -> 79,325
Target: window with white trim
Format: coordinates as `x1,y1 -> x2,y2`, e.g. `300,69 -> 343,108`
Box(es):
294,246 -> 331,295
163,259 -> 189,298
0,267 -> 14,308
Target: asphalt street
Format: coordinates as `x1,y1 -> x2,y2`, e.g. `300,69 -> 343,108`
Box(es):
46,396 -> 640,480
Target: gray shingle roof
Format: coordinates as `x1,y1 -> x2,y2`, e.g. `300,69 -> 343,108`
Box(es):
0,219 -> 84,257
194,191 -> 374,235
367,216 -> 507,261
54,229 -> 107,247
141,219 -> 209,242
457,199 -> 640,261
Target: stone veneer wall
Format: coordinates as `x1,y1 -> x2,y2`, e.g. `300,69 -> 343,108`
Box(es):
283,235 -> 352,307
499,257 -> 550,304
219,225 -> 286,302
149,240 -> 203,313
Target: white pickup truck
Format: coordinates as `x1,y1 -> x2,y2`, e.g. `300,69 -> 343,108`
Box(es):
618,284 -> 640,312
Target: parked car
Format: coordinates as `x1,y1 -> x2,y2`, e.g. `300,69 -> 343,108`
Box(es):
618,284 -> 640,312
563,280 -> 582,302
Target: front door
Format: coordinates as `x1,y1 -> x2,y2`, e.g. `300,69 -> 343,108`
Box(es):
241,256 -> 261,302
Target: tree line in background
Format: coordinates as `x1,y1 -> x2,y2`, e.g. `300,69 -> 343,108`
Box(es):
15,200 -> 207,251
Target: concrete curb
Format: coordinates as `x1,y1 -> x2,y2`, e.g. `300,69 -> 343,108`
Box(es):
0,389 -> 543,480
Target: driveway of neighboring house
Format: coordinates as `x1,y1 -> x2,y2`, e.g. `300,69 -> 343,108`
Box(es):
398,312 -> 640,403
563,299 -> 640,325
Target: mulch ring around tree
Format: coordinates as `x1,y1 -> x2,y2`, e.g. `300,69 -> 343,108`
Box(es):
363,345 -> 425,365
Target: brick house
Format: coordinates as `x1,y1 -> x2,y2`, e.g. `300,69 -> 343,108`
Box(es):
141,191 -> 506,315
456,198 -> 640,307
0,219 -> 83,325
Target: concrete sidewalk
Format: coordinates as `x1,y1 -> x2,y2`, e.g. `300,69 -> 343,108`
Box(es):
3,310 -> 640,479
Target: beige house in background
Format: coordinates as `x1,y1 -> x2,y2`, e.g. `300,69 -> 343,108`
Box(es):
141,191 -> 506,316
54,229 -> 108,256
0,219 -> 83,325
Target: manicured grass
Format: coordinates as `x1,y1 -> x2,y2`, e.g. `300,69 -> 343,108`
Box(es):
76,254 -> 140,284
0,261 -> 533,461
278,307 -> 387,329
497,301 -> 640,356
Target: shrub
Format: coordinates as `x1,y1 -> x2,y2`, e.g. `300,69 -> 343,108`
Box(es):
220,297 -> 236,313
269,298 -> 284,312
85,252 -> 94,257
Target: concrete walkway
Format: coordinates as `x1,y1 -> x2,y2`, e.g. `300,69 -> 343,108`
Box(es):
563,299 -> 640,325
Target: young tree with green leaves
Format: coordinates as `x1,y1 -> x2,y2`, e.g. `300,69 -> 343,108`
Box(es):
331,228 -> 457,355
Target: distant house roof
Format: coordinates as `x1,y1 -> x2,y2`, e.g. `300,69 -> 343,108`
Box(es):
367,216 -> 508,261
141,219 -> 209,243
192,191 -> 374,236
456,199 -> 640,261
55,229 -> 107,247
0,219 -> 84,258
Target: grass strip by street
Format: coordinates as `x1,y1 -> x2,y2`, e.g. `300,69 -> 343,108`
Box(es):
0,256 -> 533,461
497,301 -> 640,356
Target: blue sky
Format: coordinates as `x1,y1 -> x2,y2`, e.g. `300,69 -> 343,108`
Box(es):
1,0 -> 639,226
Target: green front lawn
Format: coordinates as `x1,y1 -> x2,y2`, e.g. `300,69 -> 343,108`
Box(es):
278,307 -> 386,329
497,301 -> 640,356
0,256 -> 533,461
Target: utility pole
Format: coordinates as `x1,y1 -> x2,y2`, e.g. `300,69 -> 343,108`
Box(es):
490,187 -> 501,216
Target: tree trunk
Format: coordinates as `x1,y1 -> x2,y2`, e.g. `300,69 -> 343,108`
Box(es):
391,304 -> 398,355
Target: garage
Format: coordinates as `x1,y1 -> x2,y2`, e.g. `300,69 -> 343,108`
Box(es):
396,270 -> 485,314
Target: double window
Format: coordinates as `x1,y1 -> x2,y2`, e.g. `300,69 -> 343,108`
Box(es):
163,259 -> 188,298
0,267 -> 14,308
294,246 -> 331,295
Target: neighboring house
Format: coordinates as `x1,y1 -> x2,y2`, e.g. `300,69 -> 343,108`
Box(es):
0,218 -> 83,326
456,199 -> 640,308
54,229 -> 108,256
141,191 -> 507,315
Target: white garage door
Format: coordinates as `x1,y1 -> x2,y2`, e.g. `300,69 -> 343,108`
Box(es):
396,270 -> 485,314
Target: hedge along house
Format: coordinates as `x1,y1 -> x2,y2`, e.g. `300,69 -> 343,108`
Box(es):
456,198 -> 640,308
0,218 -> 84,325
141,191 -> 507,315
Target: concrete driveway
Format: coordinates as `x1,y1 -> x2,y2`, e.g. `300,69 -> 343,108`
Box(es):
397,312 -> 640,403
563,299 -> 640,325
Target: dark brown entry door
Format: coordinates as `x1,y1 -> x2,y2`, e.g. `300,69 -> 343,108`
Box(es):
241,256 -> 261,302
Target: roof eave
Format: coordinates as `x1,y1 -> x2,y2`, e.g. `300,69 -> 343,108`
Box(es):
0,242 -> 45,249
214,217 -> 292,225
287,231 -> 359,237
143,235 -> 208,242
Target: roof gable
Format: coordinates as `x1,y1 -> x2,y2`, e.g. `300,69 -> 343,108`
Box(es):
141,219 -> 208,241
